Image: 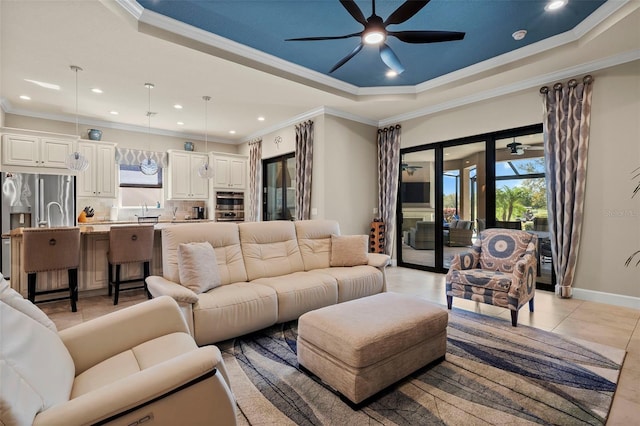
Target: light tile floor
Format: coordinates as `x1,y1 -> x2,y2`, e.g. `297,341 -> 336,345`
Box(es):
40,266 -> 640,425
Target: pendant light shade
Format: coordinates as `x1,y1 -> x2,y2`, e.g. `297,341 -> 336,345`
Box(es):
66,65 -> 90,172
198,95 -> 215,179
140,83 -> 158,176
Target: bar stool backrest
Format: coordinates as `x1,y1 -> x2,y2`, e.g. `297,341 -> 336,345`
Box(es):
22,227 -> 80,273
108,225 -> 154,265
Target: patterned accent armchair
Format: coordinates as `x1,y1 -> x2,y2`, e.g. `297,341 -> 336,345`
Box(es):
446,229 -> 538,326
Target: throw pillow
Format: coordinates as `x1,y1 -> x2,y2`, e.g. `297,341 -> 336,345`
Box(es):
177,242 -> 221,294
330,235 -> 369,267
0,274 -> 57,332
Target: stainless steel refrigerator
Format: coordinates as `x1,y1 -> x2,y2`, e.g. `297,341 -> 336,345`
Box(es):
1,172 -> 76,278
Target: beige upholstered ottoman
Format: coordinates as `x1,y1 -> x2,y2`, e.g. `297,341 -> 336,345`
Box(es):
297,292 -> 448,404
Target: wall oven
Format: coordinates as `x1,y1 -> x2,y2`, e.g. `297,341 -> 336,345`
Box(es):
215,191 -> 245,222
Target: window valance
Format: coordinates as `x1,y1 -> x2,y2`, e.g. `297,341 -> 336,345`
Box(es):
115,148 -> 168,168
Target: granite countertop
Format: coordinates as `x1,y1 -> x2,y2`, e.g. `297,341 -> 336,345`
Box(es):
5,220 -> 216,237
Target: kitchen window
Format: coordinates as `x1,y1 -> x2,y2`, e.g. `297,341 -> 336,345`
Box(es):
119,164 -> 164,207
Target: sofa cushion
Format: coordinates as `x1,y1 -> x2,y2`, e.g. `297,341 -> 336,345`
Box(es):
295,220 -> 340,271
178,242 -> 221,294
254,272 -> 338,322
479,229 -> 532,273
71,332 -> 197,398
239,221 -> 305,281
0,274 -> 57,332
315,265 -> 383,303
0,302 -> 74,426
330,235 -> 368,267
162,222 -> 248,286
193,283 -> 278,345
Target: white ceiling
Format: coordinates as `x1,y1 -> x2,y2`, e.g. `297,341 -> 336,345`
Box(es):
1,0 -> 639,145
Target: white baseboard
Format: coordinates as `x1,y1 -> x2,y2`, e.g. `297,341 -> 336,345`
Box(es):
571,288 -> 640,310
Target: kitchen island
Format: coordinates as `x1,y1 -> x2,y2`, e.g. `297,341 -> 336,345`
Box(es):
8,221 -> 211,298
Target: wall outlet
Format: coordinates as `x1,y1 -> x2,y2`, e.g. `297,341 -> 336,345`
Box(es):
311,208 -> 318,216
373,207 -> 379,214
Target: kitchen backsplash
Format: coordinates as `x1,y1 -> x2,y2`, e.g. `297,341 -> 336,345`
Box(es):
77,198 -> 206,222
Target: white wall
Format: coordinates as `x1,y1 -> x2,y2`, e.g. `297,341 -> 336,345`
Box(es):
239,113 -> 378,235
400,60 -> 640,299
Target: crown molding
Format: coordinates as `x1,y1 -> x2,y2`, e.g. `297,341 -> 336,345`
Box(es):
242,106 -> 377,143
124,0 -> 630,100
1,102 -> 236,145
379,49 -> 640,127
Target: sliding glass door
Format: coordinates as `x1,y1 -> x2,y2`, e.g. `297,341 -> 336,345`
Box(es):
263,154 -> 296,221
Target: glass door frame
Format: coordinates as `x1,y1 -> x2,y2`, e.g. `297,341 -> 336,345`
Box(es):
397,123 -> 543,273
262,153 -> 295,221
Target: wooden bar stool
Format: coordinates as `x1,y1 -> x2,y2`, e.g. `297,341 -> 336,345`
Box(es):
107,225 -> 154,305
22,227 -> 81,312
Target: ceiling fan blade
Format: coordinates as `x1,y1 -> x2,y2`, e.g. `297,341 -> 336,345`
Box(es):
286,32 -> 361,42
339,0 -> 367,26
388,30 -> 465,44
384,0 -> 430,26
379,44 -> 405,74
329,43 -> 364,73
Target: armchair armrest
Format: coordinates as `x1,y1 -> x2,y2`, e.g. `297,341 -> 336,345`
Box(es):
146,275 -> 199,304
33,347 -> 236,426
59,296 -> 190,375
449,249 -> 480,271
367,253 -> 390,269
509,235 -> 538,302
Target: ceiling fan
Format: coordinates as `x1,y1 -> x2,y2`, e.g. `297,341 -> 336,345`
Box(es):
506,139 -> 545,156
402,162 -> 423,175
286,0 -> 465,74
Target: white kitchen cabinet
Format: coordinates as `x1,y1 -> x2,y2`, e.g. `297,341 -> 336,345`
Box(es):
167,150 -> 209,200
212,153 -> 247,190
76,141 -> 117,198
2,133 -> 74,168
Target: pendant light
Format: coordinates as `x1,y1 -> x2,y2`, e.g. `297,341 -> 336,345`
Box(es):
198,95 -> 215,179
140,82 -> 158,175
65,65 -> 90,172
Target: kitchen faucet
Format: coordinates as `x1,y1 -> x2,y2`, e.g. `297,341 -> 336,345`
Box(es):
141,202 -> 148,217
46,202 -> 63,227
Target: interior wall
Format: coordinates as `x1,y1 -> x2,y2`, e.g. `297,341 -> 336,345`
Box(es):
321,115 -> 378,235
400,60 -> 640,299
3,113 -> 238,154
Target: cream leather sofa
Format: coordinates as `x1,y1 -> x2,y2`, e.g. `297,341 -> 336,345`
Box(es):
146,220 -> 390,346
0,274 -> 236,426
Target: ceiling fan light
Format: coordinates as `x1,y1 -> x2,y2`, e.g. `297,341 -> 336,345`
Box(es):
363,30 -> 385,45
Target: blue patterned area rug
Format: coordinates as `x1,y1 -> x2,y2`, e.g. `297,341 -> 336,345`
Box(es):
220,309 -> 625,425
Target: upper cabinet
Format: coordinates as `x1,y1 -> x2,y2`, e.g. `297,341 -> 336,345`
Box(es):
167,150 -> 209,200
2,133 -> 74,169
213,153 -> 247,190
76,141 -> 116,198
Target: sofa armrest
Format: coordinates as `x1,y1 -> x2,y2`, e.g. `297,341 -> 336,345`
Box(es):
367,253 -> 390,269
59,296 -> 190,375
33,347 -> 236,426
146,275 -> 199,304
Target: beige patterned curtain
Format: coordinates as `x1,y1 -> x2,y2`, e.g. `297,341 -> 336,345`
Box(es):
540,75 -> 594,298
115,148 -> 168,167
377,125 -> 401,256
248,138 -> 262,222
295,120 -> 314,220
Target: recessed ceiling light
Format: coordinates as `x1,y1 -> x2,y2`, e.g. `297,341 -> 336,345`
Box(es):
512,30 -> 527,41
229,130 -> 236,134
110,111 -> 119,115
258,116 -> 265,121
174,104 -> 183,109
19,95 -> 31,100
386,70 -> 398,78
91,88 -> 103,94
545,0 -> 567,11
24,79 -> 60,90
177,121 -> 184,125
